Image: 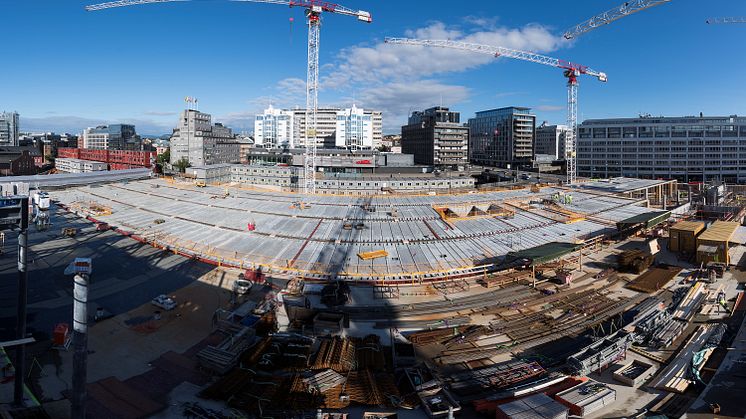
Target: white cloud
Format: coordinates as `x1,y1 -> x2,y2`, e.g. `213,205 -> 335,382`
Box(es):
535,105 -> 565,112
316,21 -> 567,132
325,22 -> 567,89
360,80 -> 470,131
143,111 -> 178,117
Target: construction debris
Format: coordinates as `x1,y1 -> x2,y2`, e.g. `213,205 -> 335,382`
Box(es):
617,249 -> 654,274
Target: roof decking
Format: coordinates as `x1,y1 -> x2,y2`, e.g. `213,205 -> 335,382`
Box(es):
52,178 -> 665,280
698,221 -> 740,243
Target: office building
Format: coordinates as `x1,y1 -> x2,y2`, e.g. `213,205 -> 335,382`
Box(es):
82,124 -> 137,150
401,106 -> 469,167
254,105 -> 293,149
335,104 -> 374,150
577,114 -> 746,183
0,112 -> 19,146
170,109 -> 240,166
254,106 -> 382,150
468,107 -> 535,168
535,123 -> 571,160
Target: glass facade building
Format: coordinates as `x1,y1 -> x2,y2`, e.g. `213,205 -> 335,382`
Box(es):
468,107 -> 535,168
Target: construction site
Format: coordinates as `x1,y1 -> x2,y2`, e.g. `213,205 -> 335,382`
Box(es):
2,0 -> 746,418
0,171 -> 742,419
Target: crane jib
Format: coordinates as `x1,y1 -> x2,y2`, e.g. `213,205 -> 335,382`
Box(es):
557,59 -> 588,74
288,0 -> 340,13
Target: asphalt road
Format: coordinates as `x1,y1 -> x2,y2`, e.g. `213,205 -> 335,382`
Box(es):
0,204 -> 212,340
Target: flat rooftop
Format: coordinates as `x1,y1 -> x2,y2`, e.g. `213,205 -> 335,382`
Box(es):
577,177 -> 675,194
53,179 -> 663,281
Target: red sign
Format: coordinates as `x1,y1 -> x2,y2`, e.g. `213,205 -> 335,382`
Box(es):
355,159 -> 372,165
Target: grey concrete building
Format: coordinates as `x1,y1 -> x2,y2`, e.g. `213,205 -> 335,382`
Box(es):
535,123 -> 571,160
401,106 -> 469,167
0,111 -> 20,146
577,114 -> 746,183
170,109 -> 240,167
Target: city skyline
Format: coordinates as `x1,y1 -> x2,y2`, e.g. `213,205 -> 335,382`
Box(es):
3,0 -> 746,135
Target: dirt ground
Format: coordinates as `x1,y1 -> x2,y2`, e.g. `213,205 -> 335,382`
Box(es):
35,268 -> 240,402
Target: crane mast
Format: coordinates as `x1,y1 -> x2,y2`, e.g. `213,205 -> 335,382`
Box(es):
384,38 -> 607,185
563,0 -> 672,40
305,7 -> 320,195
85,0 -> 372,195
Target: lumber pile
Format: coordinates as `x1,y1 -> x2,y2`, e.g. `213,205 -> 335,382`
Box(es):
344,370 -> 400,407
408,326 -> 470,345
196,327 -> 255,374
672,282 -> 706,321
650,325 -> 713,393
617,249 -> 654,274
312,337 -> 356,372
355,335 -> 386,370
447,360 -> 546,396
303,370 -> 346,393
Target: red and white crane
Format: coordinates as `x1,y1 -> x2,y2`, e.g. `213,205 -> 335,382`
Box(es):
85,0 -> 372,194
384,38 -> 607,185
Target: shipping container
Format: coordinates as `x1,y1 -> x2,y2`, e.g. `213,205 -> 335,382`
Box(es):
668,221 -> 705,253
696,221 -> 740,265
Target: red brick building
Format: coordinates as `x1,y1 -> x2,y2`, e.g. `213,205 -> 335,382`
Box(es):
57,148 -> 156,169
0,148 -> 42,176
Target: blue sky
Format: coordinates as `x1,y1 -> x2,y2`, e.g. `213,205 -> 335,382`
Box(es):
3,0 -> 745,135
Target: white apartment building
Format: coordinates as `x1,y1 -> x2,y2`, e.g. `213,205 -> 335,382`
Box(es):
336,105 -> 374,150
535,123 -> 571,160
254,106 -> 382,150
170,109 -> 240,167
253,105 -> 293,148
56,158 -> 108,173
578,114 -> 746,183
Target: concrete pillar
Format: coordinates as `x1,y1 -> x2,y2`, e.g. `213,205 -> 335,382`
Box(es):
14,228 -> 28,407
72,274 -> 89,419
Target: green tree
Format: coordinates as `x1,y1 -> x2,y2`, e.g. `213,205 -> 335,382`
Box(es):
173,157 -> 191,173
157,148 -> 171,165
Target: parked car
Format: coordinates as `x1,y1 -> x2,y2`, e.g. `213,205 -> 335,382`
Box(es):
151,294 -> 177,311
233,278 -> 253,295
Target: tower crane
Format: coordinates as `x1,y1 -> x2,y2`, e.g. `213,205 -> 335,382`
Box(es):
706,17 -> 746,24
384,38 -> 607,185
563,0 -> 672,40
85,0 -> 372,195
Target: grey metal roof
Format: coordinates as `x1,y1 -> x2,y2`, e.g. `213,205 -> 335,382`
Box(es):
52,179 -> 664,279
